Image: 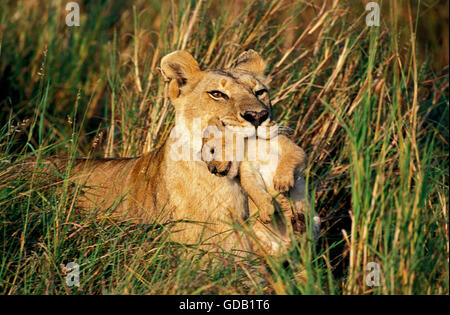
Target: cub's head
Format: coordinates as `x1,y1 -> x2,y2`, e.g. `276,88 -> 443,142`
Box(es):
201,117 -> 240,179
160,50 -> 272,135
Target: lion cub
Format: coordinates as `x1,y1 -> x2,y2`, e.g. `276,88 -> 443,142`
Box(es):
202,117 -> 320,237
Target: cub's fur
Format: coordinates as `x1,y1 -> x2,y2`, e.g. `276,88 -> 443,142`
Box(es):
202,118 -> 320,254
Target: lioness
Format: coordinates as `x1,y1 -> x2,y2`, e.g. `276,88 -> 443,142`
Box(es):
64,50 -> 297,256
18,50 -> 311,257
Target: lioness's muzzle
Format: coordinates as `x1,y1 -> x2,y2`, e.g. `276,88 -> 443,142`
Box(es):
241,110 -> 269,127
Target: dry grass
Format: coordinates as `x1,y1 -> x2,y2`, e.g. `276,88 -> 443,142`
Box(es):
0,0 -> 448,294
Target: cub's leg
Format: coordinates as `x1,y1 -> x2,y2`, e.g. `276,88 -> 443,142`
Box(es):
273,135 -> 307,193
239,162 -> 274,224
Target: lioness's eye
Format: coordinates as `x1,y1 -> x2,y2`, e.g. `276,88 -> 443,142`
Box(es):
208,90 -> 229,100
255,89 -> 268,97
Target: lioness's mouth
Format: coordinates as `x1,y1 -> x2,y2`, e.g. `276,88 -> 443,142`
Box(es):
220,117 -> 257,138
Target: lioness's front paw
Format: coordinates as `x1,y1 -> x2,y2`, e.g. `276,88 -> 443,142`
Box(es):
273,174 -> 294,193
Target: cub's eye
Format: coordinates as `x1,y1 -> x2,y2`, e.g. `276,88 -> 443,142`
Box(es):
255,89 -> 268,97
208,90 -> 229,100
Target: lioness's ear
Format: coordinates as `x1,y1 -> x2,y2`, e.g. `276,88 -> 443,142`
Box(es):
233,50 -> 266,77
160,50 -> 201,98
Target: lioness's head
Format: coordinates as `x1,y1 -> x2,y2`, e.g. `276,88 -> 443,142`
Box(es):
160,50 -> 272,135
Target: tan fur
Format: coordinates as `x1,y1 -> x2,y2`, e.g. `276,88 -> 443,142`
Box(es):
46,50 -> 298,257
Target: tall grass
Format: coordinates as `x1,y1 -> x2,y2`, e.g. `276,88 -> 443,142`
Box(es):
0,0 -> 448,294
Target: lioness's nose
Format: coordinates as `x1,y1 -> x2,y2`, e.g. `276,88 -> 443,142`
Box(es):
241,110 -> 269,127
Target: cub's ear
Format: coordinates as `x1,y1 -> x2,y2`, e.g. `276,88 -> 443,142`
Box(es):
233,50 -> 266,77
203,117 -> 224,147
160,50 -> 201,97
207,117 -> 226,132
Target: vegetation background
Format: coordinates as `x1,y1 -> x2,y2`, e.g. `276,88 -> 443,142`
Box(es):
0,0 -> 448,294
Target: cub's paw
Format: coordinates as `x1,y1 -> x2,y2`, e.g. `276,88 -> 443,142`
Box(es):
273,173 -> 294,193
259,204 -> 275,224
